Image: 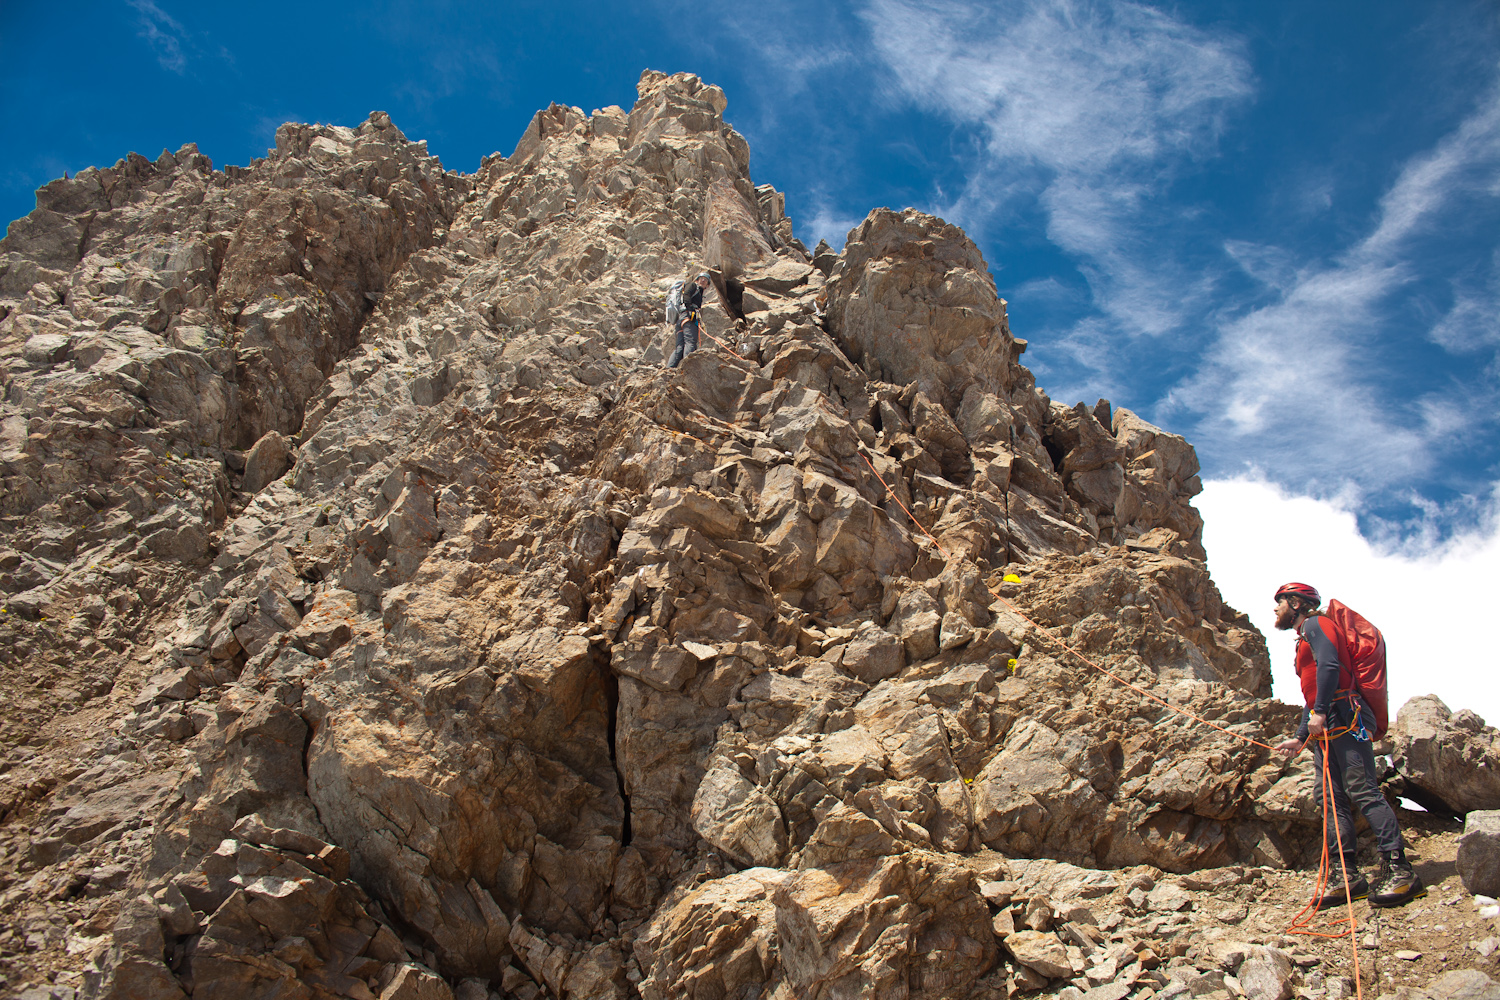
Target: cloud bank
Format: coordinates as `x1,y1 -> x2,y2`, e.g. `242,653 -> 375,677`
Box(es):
1199,477 -> 1500,728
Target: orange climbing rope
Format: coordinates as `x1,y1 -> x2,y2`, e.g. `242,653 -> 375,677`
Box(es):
692,322 -> 750,363
853,447 -> 1278,751
1284,738 -> 1366,995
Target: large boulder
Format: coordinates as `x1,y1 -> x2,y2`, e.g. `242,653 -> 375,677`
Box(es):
824,207 -> 1014,407
1237,945 -> 1295,1000
1458,811 -> 1500,896
634,854 -> 996,999
241,430 -> 292,493
1390,696 -> 1500,814
1004,929 -> 1071,979
690,763 -> 789,867
1420,969 -> 1500,1000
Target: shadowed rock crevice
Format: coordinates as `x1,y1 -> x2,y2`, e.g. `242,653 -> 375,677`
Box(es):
598,646 -> 633,849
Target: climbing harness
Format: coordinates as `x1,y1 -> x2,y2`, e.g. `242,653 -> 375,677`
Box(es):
1313,697 -> 1368,743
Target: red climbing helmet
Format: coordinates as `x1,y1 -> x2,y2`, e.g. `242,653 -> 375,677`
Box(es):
1273,582 -> 1320,606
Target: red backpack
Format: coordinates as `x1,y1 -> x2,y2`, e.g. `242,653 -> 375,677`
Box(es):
1318,600 -> 1390,739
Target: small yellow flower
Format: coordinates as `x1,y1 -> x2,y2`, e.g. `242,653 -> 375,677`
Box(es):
1003,573 -> 1021,583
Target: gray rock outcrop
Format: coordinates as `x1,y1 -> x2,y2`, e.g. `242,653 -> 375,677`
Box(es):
1459,811 -> 1500,896
1390,696 -> 1500,814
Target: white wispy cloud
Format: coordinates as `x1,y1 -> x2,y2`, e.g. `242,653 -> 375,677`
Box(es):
863,0 -> 1250,171
1221,240 -> 1298,293
127,0 -> 188,74
1430,247 -> 1500,357
1356,82 -> 1500,264
1022,314 -> 1132,407
802,202 -> 864,251
859,0 -> 1253,335
1008,276 -> 1077,303
1171,75 -> 1500,491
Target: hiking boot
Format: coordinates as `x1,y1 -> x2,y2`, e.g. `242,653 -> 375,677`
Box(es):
1370,860 -> 1426,908
1315,872 -> 1369,911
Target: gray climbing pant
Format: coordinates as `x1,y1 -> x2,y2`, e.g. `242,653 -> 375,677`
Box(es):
1312,729 -> 1404,863
667,319 -> 699,369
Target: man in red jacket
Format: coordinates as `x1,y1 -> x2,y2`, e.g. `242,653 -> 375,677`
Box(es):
1273,582 -> 1425,909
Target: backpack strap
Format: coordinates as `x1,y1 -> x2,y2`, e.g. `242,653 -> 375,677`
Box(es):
1295,608 -> 1329,640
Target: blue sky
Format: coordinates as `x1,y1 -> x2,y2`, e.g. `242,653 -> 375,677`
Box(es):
5,2 -> 1499,712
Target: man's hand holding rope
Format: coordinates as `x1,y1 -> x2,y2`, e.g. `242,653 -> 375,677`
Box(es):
1307,711 -> 1327,739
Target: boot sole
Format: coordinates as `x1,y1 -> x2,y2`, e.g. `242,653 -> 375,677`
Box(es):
1316,884 -> 1370,911
1369,885 -> 1428,908
1316,892 -> 1369,911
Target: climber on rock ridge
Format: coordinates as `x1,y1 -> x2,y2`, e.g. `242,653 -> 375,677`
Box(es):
666,271 -> 713,369
1272,581 -> 1426,910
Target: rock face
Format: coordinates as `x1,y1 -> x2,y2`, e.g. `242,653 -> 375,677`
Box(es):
0,109 -> 462,753
1389,696 -> 1500,815
0,68 -> 1415,999
1459,811 -> 1500,896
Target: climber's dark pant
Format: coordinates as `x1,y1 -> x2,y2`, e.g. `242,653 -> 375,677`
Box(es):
667,319 -> 699,368
1313,730 -> 1403,866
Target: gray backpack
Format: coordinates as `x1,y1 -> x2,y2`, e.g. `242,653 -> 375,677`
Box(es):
664,280 -> 686,328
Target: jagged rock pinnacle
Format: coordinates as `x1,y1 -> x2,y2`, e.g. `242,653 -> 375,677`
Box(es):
1,69 -> 1482,1000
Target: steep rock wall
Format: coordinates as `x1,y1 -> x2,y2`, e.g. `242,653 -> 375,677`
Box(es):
0,71 -> 1320,1000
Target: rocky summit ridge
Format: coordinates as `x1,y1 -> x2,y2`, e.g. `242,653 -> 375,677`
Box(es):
1,70 -> 1497,1000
